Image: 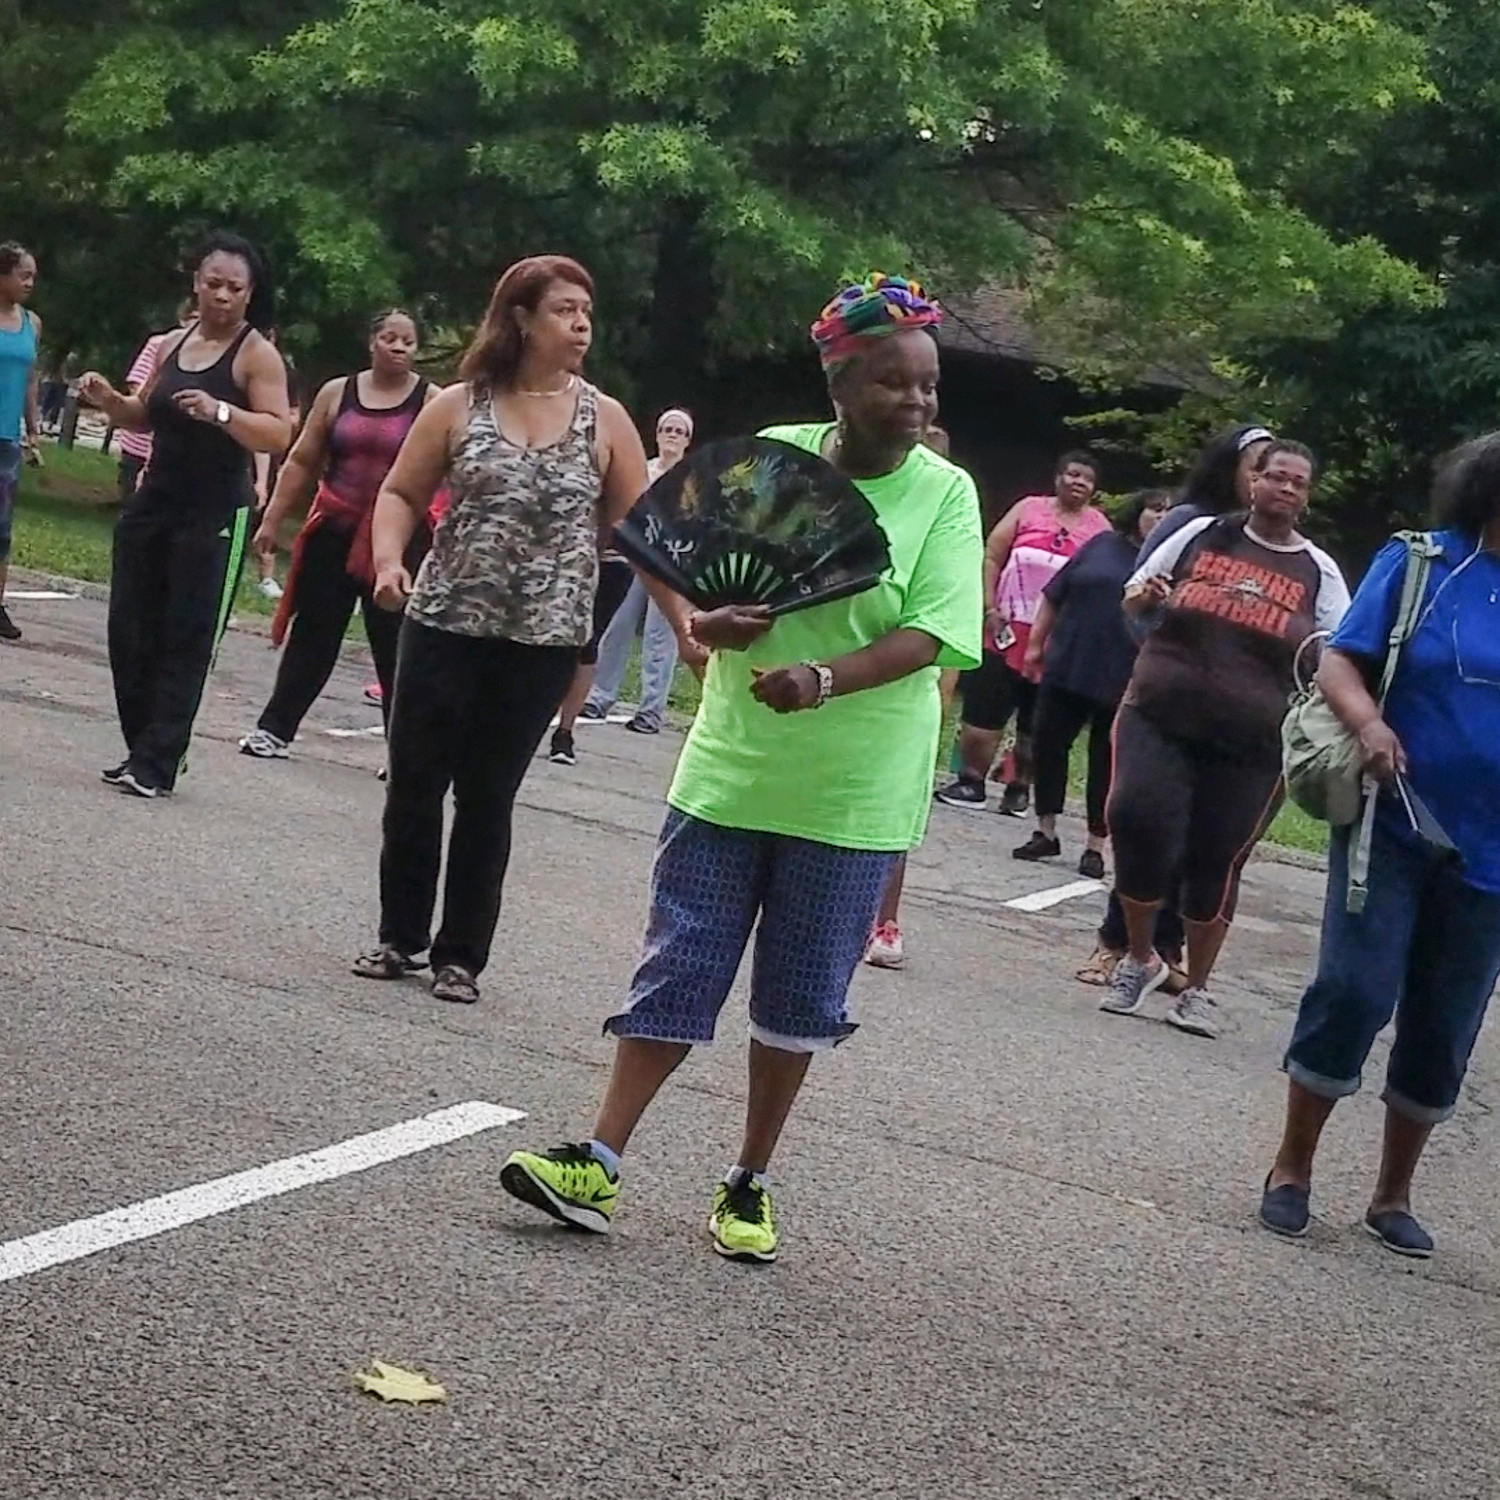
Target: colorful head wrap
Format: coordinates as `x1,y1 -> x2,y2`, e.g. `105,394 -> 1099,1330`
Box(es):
810,272 -> 943,368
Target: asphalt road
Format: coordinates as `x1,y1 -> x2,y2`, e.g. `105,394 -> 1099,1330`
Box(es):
2,581 -> 1497,1499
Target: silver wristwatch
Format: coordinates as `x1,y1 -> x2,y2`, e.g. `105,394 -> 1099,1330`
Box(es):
215,401 -> 231,425
803,661 -> 834,708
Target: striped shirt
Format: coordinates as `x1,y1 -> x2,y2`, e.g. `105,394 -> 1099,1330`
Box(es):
117,333 -> 167,461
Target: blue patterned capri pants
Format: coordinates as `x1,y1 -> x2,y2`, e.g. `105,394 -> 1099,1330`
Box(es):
604,809 -> 899,1052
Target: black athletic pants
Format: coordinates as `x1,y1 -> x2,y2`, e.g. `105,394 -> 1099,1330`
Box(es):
1032,682 -> 1116,836
258,525 -> 403,743
379,620 -> 578,975
108,494 -> 248,790
1106,704 -> 1282,925
117,453 -> 145,505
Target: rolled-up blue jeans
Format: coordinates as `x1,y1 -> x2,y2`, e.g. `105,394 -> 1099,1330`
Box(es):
0,438 -> 20,562
583,577 -> 678,726
1284,817 -> 1500,1124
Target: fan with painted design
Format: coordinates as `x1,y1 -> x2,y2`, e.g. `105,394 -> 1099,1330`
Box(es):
611,437 -> 890,616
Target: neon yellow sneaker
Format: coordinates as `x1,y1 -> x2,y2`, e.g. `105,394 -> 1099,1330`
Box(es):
708,1175 -> 779,1263
501,1143 -> 619,1234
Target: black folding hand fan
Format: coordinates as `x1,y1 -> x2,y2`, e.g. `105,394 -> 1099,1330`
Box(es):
612,437 -> 891,616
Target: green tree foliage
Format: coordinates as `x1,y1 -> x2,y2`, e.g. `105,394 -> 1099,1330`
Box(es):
3,0 -> 1437,409
1249,0 -> 1500,555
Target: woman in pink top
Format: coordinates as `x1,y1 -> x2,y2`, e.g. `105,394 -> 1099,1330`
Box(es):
936,450 -> 1108,812
237,309 -> 437,758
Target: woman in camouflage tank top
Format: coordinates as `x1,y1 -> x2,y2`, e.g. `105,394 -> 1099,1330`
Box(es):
352,255 -> 651,1006
405,378 -> 603,640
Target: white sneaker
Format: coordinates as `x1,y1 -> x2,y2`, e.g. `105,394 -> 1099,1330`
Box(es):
864,922 -> 905,969
257,577 -> 284,600
238,728 -> 290,759
1099,953 -> 1167,1016
1164,986 -> 1221,1039
116,770 -> 169,799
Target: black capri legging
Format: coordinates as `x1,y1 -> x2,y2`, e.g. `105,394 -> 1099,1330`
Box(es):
1032,682 -> 1114,835
1106,704 -> 1282,925
958,648 -> 1036,736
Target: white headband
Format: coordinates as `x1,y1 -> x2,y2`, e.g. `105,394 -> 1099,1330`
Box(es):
658,408 -> 694,435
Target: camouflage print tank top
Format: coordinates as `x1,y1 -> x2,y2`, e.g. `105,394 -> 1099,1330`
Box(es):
407,381 -> 602,643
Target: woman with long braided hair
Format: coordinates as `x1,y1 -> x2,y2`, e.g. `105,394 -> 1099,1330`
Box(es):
501,275 -> 983,1263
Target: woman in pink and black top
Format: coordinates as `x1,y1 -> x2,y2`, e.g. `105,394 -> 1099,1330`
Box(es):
936,451 -> 1109,812
239,309 -> 437,758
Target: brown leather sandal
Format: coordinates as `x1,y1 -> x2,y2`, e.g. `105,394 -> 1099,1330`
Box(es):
1075,944 -> 1123,986
431,965 -> 480,1005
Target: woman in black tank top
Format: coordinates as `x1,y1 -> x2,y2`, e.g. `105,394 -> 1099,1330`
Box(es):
78,232 -> 292,798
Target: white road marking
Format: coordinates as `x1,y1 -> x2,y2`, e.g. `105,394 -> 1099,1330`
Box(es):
0,1100 -> 524,1285
7,590 -> 76,601
548,713 -> 635,728
324,725 -> 385,738
1004,879 -> 1104,912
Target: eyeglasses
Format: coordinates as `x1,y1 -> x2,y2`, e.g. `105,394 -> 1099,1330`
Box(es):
1256,467 -> 1310,495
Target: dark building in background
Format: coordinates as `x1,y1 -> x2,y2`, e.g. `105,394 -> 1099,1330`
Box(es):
685,284 -> 1185,525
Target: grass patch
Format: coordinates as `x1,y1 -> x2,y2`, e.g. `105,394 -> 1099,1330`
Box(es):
11,444 -> 118,583
14,441 -> 295,621
1263,798 -> 1329,856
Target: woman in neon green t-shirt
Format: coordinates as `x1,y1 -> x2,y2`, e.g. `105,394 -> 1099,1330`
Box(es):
502,275 -> 984,1262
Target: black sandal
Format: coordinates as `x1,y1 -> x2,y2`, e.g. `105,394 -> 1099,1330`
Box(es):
351,944 -> 425,980
431,965 -> 480,1005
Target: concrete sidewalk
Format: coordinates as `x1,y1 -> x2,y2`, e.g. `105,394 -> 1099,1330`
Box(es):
1,589 -> 1496,1499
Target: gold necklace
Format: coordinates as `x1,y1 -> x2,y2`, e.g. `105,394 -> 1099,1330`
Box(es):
514,373 -> 577,399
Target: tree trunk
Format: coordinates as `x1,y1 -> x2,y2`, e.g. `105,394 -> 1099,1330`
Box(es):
642,199 -> 714,430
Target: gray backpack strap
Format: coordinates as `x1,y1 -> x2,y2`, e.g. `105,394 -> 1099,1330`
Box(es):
1347,782 -> 1379,915
1347,531 -> 1440,913
1376,531 -> 1440,704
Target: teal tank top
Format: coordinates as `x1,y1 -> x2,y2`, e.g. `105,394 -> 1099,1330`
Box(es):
0,308 -> 37,442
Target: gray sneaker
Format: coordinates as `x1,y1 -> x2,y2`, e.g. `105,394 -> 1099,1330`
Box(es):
1099,954 -> 1167,1016
1165,986 -> 1221,1039
238,728 -> 290,759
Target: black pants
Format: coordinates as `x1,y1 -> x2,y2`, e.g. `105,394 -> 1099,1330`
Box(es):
581,557 -> 634,666
258,525 -> 404,742
379,621 -> 578,974
958,649 -> 1036,737
1032,682 -> 1116,835
108,496 -> 248,790
117,454 -> 145,505
1106,704 -> 1282,925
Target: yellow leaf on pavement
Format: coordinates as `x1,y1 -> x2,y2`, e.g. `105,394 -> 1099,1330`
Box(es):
352,1360 -> 447,1405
